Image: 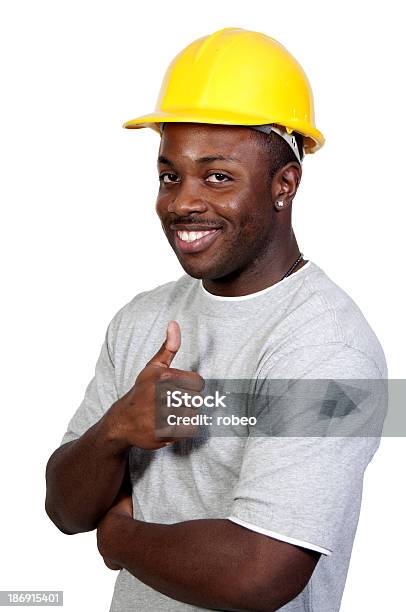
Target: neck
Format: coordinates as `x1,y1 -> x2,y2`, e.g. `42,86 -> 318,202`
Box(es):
202,232 -> 305,298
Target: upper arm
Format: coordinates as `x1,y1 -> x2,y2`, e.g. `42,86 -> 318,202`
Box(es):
59,316 -> 121,446
228,521 -> 320,611
224,344 -> 386,608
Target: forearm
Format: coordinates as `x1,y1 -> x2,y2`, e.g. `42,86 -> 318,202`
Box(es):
45,406 -> 130,534
98,515 -> 274,612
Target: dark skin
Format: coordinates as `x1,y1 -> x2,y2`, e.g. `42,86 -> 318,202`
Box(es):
45,123 -> 318,611
156,122 -> 306,296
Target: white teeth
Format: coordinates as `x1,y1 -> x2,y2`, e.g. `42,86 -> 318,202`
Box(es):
176,230 -> 214,242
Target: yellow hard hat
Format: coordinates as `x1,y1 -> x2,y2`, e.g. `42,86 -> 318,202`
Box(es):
123,27 -> 324,154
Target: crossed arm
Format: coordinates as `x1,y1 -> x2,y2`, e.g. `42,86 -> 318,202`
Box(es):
45,324 -> 320,610
96,482 -> 320,612
45,430 -> 319,611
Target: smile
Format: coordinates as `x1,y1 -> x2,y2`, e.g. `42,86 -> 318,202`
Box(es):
174,228 -> 222,254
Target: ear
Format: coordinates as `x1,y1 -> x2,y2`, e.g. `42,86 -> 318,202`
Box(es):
272,162 -> 302,206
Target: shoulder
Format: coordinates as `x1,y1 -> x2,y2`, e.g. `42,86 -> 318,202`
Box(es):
112,273 -> 197,322
306,263 -> 386,375
267,262 -> 387,378
103,273 -> 197,346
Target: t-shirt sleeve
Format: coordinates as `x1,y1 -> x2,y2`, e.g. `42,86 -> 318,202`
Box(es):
227,343 -> 387,556
59,315 -> 121,447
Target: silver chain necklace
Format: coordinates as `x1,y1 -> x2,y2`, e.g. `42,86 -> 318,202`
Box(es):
281,252 -> 304,280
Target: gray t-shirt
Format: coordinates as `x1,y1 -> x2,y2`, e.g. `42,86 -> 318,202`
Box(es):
60,261 -> 387,611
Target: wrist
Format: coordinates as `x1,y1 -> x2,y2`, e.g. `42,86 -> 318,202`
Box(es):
97,510 -> 132,561
97,402 -> 131,456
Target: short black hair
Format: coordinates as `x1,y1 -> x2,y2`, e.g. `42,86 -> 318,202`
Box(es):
248,128 -> 304,181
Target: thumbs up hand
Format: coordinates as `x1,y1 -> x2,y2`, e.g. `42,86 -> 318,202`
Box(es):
147,320 -> 182,369
107,321 -> 205,450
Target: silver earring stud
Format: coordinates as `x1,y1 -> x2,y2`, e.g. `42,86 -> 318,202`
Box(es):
275,200 -> 284,209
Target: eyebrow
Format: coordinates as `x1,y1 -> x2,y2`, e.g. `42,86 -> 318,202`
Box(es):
157,154 -> 240,166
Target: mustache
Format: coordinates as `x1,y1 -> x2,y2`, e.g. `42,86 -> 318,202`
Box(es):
167,216 -> 223,227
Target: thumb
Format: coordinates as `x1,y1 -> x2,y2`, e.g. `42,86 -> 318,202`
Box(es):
147,320 -> 181,369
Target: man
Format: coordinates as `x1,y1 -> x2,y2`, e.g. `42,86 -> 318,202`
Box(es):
45,28 -> 387,611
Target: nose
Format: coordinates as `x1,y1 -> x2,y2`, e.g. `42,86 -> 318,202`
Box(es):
167,178 -> 208,216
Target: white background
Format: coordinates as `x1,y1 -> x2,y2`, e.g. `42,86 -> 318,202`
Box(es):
1,1 -> 405,610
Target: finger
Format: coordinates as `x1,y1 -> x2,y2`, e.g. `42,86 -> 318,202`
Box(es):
160,369 -> 205,392
155,405 -> 202,439
146,320 -> 181,369
155,421 -> 199,440
155,390 -> 205,421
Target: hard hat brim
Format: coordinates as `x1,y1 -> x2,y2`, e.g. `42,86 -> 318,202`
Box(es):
122,110 -> 325,154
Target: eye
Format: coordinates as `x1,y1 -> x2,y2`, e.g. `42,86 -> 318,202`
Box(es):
159,172 -> 179,184
206,173 -> 230,183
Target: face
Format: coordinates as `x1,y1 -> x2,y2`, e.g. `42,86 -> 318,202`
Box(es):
155,123 -> 278,281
